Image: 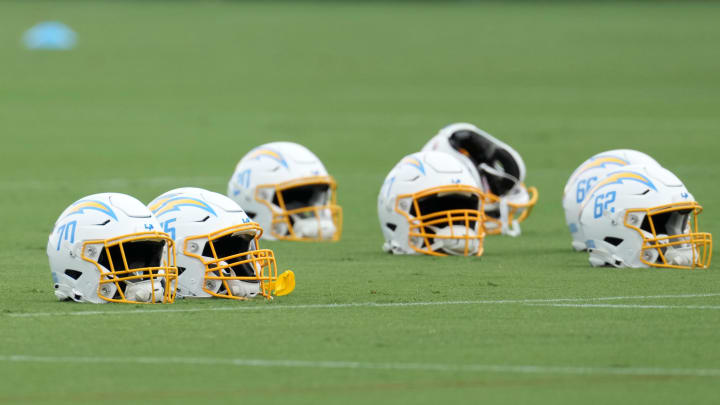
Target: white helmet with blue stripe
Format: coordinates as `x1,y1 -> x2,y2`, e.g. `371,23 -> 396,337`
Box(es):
148,187 -> 294,300
580,165 -> 711,269
47,193 -> 177,304
227,142 -> 341,241
563,149 -> 661,251
377,151 -> 486,256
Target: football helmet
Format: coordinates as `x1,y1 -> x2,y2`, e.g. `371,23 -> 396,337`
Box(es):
563,149 -> 661,251
378,151 -> 486,256
580,165 -> 711,269
47,193 -> 177,304
422,123 -> 538,236
227,142 -> 342,241
149,187 -> 295,300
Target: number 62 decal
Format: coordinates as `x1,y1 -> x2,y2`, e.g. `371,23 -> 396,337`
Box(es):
593,191 -> 616,219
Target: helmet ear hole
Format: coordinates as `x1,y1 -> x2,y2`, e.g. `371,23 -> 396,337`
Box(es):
603,237 -> 624,246
385,223 -> 397,231
64,269 -> 82,280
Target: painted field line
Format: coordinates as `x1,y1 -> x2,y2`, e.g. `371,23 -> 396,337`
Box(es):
527,303 -> 720,310
7,293 -> 720,318
1,354 -> 718,377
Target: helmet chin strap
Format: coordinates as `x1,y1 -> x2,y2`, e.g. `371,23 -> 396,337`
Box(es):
209,261 -> 260,299
125,280 -> 164,303
665,247 -> 693,266
291,216 -> 336,240
428,225 -> 480,255
272,222 -> 289,238
498,198 -> 521,237
227,279 -> 260,298
655,234 -> 695,266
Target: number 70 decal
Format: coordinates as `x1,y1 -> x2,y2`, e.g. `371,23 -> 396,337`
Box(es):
55,220 -> 77,250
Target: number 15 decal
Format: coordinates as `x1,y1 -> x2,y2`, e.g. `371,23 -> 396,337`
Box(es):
161,218 -> 176,240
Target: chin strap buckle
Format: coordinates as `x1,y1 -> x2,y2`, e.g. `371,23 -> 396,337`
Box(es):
499,198 -> 521,237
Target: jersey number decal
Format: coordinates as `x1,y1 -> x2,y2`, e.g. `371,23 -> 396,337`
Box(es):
593,191 -> 616,219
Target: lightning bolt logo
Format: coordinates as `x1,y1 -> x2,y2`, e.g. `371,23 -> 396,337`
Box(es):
591,171 -> 657,193
151,196 -> 217,218
148,193 -> 182,213
400,157 -> 426,175
580,171 -> 657,213
575,156 -> 629,177
65,200 -> 118,221
247,148 -> 288,168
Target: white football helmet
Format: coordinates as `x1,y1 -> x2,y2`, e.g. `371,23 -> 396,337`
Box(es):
227,142 -> 342,241
378,151 -> 486,256
580,165 -> 711,269
422,123 -> 538,237
149,187 -> 295,300
47,193 -> 177,304
563,149 -> 661,251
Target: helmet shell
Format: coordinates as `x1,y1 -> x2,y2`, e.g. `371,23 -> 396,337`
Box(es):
47,193 -> 173,303
422,123 -> 537,236
580,165 -> 711,269
149,187 -> 282,299
227,142 -> 341,241
377,151 -> 485,256
563,149 -> 661,251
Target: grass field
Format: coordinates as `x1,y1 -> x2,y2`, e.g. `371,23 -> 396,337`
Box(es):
1,0 -> 720,403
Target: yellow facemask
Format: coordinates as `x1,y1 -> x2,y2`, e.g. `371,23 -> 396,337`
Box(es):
625,202 -> 712,269
82,232 -> 178,304
183,223 -> 295,299
395,185 -> 486,256
255,176 -> 342,242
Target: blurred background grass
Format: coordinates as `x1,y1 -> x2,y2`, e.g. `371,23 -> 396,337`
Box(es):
1,1 -> 719,403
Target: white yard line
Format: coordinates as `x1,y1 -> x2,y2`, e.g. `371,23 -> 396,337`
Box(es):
575,293 -> 720,301
8,293 -> 720,318
526,303 -> 720,310
0,354 -> 717,377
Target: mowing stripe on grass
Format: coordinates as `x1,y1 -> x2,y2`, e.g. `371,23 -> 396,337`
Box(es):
0,175 -> 226,190
526,303 -> 720,310
7,293 -> 720,318
0,354 -> 718,377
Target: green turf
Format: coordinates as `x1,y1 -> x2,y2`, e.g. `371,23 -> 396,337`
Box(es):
1,0 -> 720,403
